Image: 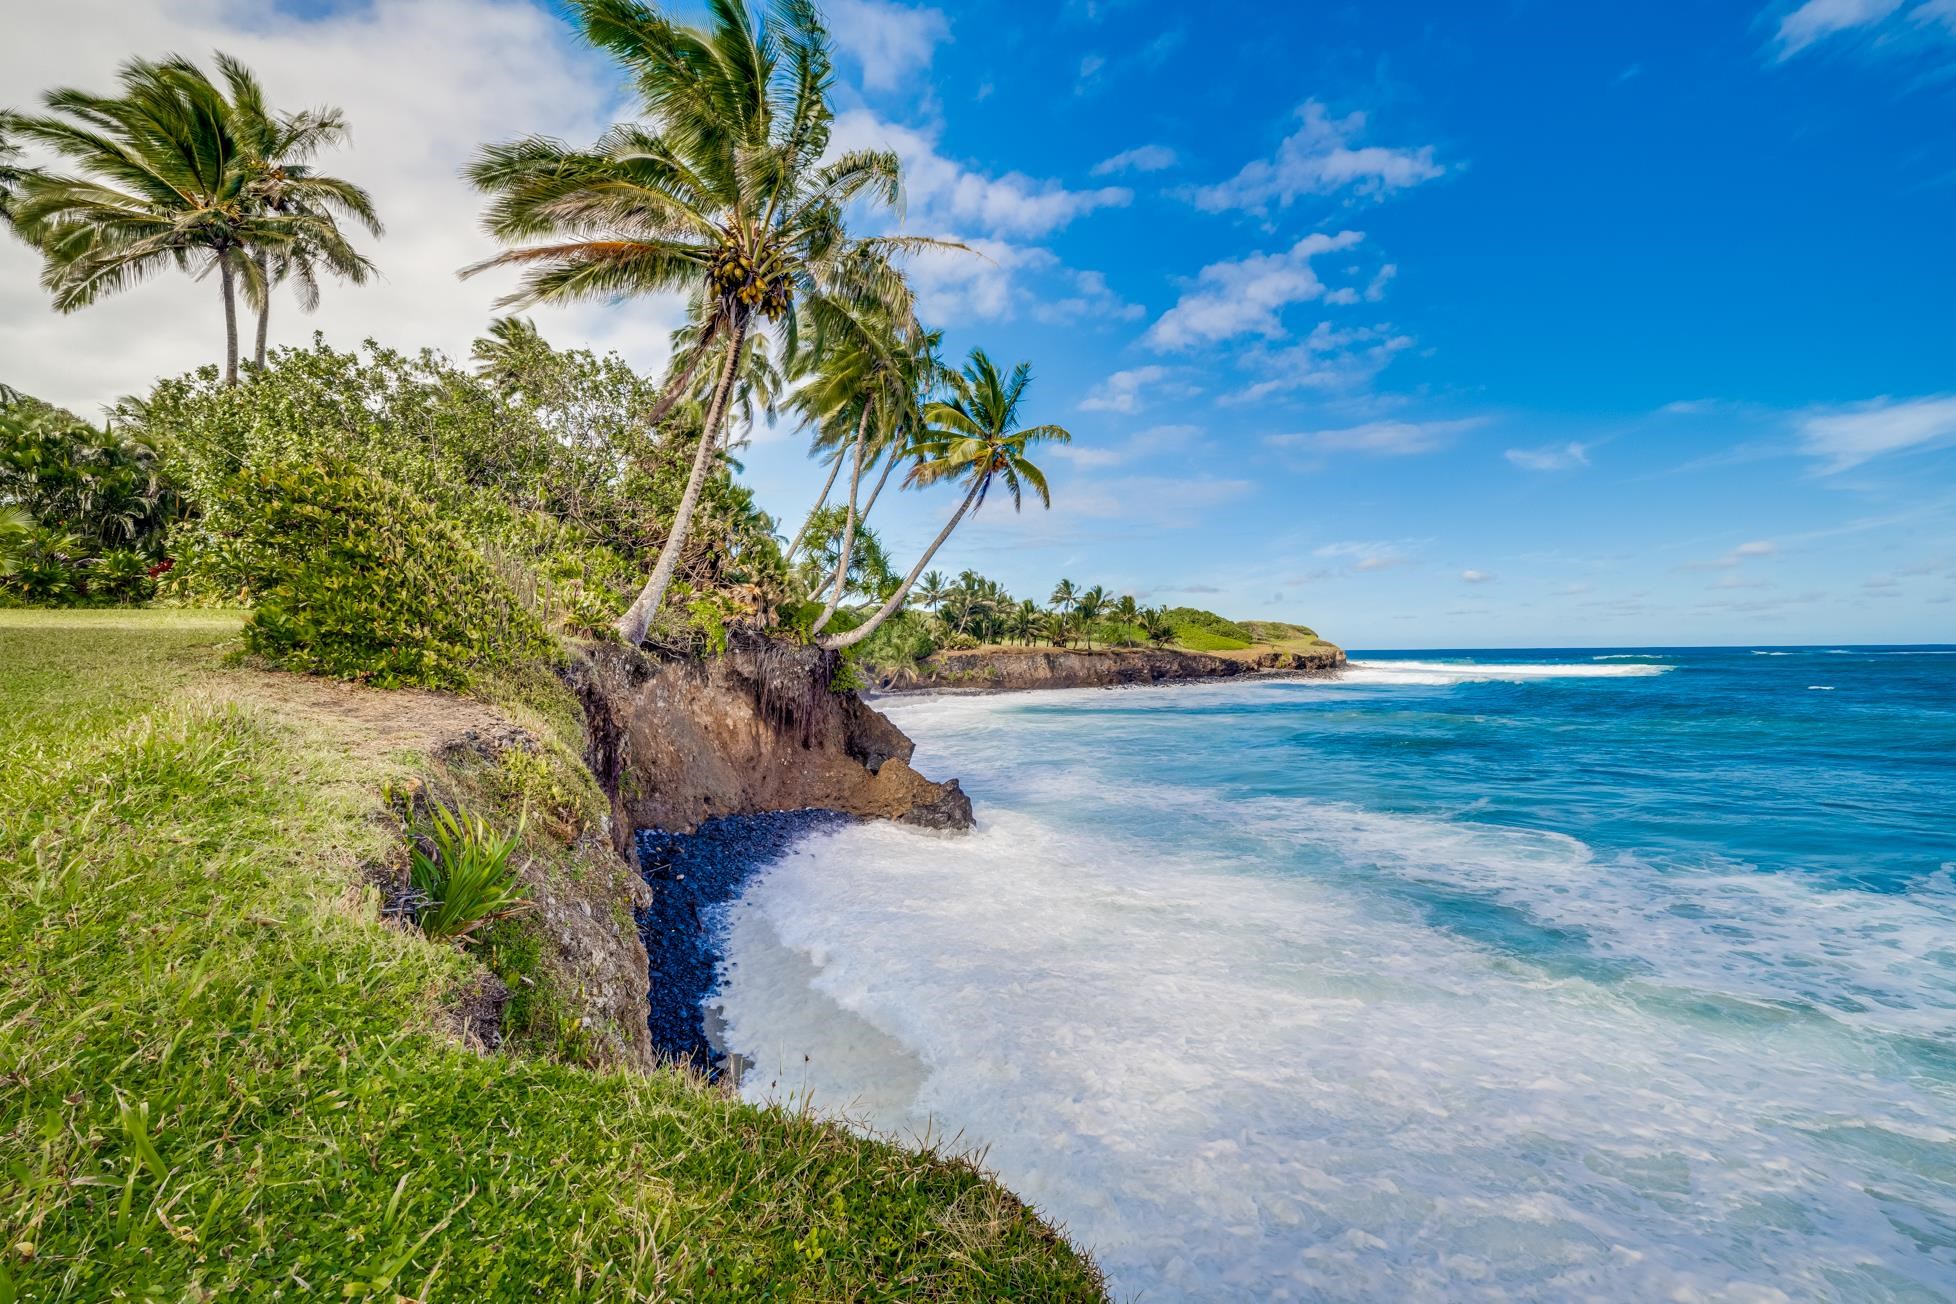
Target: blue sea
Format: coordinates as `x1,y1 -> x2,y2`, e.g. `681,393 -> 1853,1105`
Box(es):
713,648 -> 1956,1302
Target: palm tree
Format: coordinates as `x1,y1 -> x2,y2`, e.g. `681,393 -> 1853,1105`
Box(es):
0,131 -> 26,225
219,54 -> 381,371
819,348 -> 1070,651
915,570 -> 949,612
472,315 -> 551,394
7,56 -> 294,383
1049,578 -> 1077,612
1141,607 -> 1174,648
1115,593 -> 1140,625
466,0 -> 936,647
1011,597 -> 1039,645
1075,584 -> 1108,650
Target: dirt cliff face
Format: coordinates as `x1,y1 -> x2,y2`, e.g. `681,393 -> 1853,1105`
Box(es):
892,643 -> 1346,693
568,630 -> 973,855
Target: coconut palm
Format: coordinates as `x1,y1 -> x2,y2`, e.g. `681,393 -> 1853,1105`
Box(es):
1141,606 -> 1174,648
219,54 -> 381,370
914,570 -> 949,612
1049,578 -> 1076,612
1010,597 -> 1040,645
6,56 -> 296,383
819,348 -> 1070,651
0,131 -> 26,225
472,315 -> 551,394
466,0 -> 941,647
1074,584 -> 1109,650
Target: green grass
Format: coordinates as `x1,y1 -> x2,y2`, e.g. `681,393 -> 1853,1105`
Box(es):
0,610 -> 1104,1300
1169,627 -> 1251,652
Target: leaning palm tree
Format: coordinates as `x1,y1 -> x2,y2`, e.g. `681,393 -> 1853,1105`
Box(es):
1074,584 -> 1108,651
7,56 -> 292,383
466,0 -> 937,647
219,54 -> 381,371
819,348 -> 1070,651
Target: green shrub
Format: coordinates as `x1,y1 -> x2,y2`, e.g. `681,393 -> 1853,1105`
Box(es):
0,392 -> 179,606
844,608 -> 939,676
1161,606 -> 1253,650
221,457 -> 557,689
408,795 -> 529,942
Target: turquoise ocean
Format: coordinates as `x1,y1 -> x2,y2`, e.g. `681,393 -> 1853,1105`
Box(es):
714,648 -> 1956,1301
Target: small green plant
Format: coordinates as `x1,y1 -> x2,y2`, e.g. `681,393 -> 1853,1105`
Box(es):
407,796 -> 529,942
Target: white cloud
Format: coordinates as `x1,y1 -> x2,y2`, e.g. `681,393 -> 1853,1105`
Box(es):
1061,474 -> 1252,527
831,108 -> 1130,239
1314,540 -> 1417,572
1054,423 -> 1203,468
1460,569 -> 1493,583
1918,0 -> 1956,31
1144,230 -> 1364,350
906,238 -> 1055,323
1092,144 -> 1178,176
1794,394 -> 1956,471
1078,366 -> 1182,414
1223,321 -> 1414,403
0,0 -> 687,415
1774,0 -> 1904,53
824,0 -> 949,92
1267,417 -> 1485,459
1031,269 -> 1145,326
1683,540 -> 1781,570
1191,100 -> 1444,214
1505,441 -> 1592,471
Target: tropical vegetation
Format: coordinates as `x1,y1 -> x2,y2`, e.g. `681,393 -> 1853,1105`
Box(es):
2,54 -> 378,384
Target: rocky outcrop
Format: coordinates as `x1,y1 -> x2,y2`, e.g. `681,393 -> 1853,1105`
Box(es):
567,629 -> 972,858
890,643 -> 1346,694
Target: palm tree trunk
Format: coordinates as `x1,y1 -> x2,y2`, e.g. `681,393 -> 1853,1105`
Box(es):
819,474 -> 984,652
858,443 -> 901,523
219,254 -> 239,385
783,449 -> 843,565
640,324 -> 721,431
811,406 -> 871,635
615,314 -> 747,646
253,250 -> 271,370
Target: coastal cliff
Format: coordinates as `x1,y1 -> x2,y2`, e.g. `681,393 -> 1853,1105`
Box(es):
568,630 -> 973,856
885,642 -> 1347,693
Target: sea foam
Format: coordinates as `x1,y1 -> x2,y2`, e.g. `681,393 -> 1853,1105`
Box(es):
715,658 -> 1956,1302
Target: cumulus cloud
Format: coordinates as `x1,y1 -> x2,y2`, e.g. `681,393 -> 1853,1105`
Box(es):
1266,417 -> 1486,460
1190,100 -> 1444,214
1144,230 -> 1364,350
825,0 -> 950,91
0,0 -> 682,414
1078,366 -> 1186,414
1460,569 -> 1493,583
1031,269 -> 1144,326
1092,144 -> 1178,176
1505,441 -> 1592,471
1794,394 -> 1956,471
831,109 -> 1131,239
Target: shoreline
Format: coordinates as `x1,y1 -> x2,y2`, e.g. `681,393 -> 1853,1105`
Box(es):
635,809 -> 856,1073
876,643 -> 1347,696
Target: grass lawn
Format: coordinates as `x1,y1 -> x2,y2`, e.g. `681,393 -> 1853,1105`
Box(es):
0,610 -> 1103,1301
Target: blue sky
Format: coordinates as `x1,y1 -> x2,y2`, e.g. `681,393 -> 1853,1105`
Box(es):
5,0 -> 1955,646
